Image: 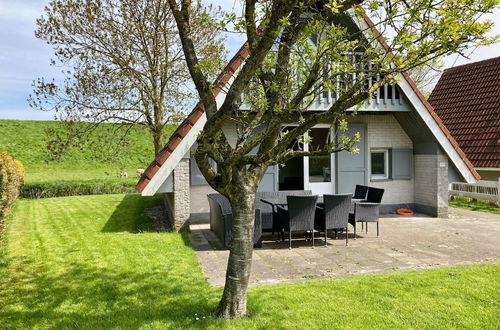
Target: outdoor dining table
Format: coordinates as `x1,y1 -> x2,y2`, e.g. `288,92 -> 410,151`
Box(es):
260,195 -> 361,229
260,196 -> 324,210
260,197 -> 325,240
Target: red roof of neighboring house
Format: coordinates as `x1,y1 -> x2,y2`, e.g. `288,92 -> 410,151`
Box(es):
137,13 -> 480,193
428,57 -> 500,169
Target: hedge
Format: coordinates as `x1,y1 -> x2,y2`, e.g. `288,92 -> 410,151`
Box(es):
0,152 -> 25,224
21,180 -> 136,199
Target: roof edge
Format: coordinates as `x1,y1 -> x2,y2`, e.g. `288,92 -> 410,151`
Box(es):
136,44 -> 250,193
443,55 -> 500,72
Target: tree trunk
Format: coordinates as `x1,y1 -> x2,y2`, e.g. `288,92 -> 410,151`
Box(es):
152,131 -> 163,156
215,184 -> 257,319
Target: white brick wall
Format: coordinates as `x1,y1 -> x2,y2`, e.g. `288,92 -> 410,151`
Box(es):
190,114 -> 451,215
437,154 -> 449,217
414,154 -> 448,217
414,155 -> 438,206
351,114 -> 414,205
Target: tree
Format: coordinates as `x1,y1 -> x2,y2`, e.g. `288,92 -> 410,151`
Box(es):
29,0 -> 226,156
408,62 -> 443,97
169,0 -> 497,319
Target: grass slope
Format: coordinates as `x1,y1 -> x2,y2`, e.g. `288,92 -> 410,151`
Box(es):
0,119 -> 175,186
1,194 -> 499,328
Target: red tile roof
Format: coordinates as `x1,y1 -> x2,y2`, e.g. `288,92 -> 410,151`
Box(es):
136,45 -> 250,192
428,57 -> 500,169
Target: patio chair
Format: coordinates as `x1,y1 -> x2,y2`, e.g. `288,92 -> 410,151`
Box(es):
351,187 -> 384,236
315,194 -> 352,246
366,187 -> 384,203
349,202 -> 381,239
349,187 -> 384,238
361,187 -> 385,232
351,184 -> 369,213
353,184 -> 369,200
256,190 -> 312,236
276,195 -> 318,249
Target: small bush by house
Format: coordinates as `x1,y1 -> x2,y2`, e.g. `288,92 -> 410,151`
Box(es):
0,152 -> 25,223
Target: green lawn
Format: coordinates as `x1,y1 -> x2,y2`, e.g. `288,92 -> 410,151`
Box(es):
450,196 -> 500,215
1,194 -> 499,328
0,119 -> 176,185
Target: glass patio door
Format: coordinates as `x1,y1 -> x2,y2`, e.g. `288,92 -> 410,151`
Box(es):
304,125 -> 334,195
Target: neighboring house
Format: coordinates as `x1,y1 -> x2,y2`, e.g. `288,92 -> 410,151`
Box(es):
136,14 -> 480,230
428,57 -> 500,181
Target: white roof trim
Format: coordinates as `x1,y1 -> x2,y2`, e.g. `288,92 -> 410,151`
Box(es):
141,113 -> 207,196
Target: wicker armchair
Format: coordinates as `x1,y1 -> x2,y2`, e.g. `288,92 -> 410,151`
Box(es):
207,194 -> 262,248
354,184 -> 369,199
349,203 -> 380,238
315,194 -> 352,246
255,190 -> 312,234
351,184 -> 369,212
366,187 -> 384,203
361,187 -> 385,234
276,195 -> 318,249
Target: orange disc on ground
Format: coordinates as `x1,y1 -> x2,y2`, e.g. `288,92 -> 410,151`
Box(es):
396,208 -> 414,216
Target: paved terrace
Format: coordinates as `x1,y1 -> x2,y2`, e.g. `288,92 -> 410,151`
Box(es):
188,208 -> 500,287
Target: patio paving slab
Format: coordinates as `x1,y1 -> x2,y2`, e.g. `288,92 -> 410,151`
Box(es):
188,208 -> 500,287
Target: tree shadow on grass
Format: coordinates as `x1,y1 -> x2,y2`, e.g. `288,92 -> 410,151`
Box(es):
101,194 -> 165,233
0,260 -> 221,328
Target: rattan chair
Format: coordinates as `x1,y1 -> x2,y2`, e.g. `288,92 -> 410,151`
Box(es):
276,195 -> 318,249
351,184 -> 369,213
353,184 -> 369,200
315,194 -> 352,246
349,202 -> 381,238
366,187 -> 384,203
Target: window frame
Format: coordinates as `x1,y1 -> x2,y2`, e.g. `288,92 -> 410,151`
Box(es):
370,148 -> 390,180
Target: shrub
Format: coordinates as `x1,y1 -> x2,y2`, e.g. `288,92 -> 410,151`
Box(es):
0,153 -> 25,223
21,180 -> 136,199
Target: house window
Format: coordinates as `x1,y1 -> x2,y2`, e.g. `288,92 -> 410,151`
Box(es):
371,149 -> 389,180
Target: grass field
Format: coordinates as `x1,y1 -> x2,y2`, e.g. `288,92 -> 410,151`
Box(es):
0,119 -> 176,185
1,194 -> 498,328
450,196 -> 500,215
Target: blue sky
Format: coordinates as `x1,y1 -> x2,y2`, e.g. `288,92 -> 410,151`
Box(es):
0,0 -> 498,121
